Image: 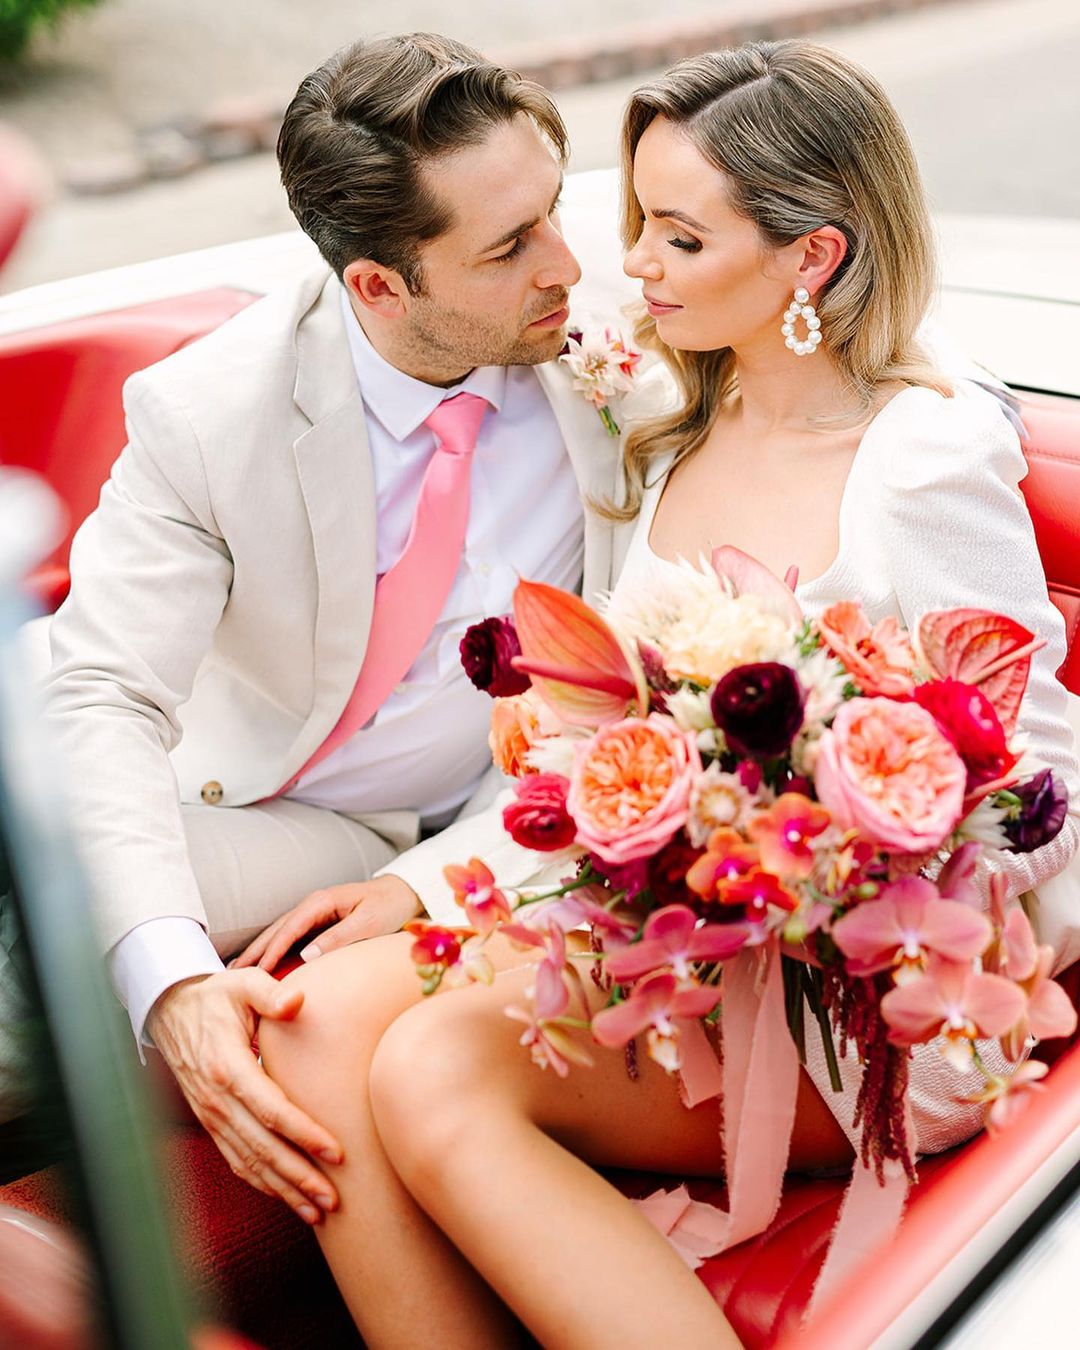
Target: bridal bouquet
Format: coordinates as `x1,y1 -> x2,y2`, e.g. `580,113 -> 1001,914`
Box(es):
409,549 -> 1074,1223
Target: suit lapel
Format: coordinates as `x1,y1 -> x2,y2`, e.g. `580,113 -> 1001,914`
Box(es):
290,271 -> 377,767
533,359 -> 632,605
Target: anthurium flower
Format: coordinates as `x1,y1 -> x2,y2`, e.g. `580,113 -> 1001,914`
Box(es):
749,793 -> 831,880
443,858 -> 512,934
686,827 -> 759,903
881,954 -> 1026,1069
963,1060 -> 1049,1132
710,545 -> 803,627
603,905 -> 750,983
511,579 -> 648,726
591,970 -> 723,1071
831,876 -> 992,983
816,600 -> 916,697
915,609 -> 1044,739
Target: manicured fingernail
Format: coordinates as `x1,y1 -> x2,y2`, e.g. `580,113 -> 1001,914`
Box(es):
300,943 -> 321,962
312,1192 -> 335,1211
299,1204 -> 320,1225
317,1148 -> 341,1165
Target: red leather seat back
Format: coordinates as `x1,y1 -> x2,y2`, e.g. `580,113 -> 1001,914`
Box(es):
1018,392 -> 1080,693
0,289 -> 256,609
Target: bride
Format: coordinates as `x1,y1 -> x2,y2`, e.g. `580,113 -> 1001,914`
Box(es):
258,39 -> 1079,1348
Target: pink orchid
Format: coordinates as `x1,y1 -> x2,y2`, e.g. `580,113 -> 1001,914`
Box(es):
404,920 -> 483,994
748,793 -> 831,880
443,858 -> 512,935
963,1060 -> 1049,1132
505,943 -> 594,1076
936,841 -> 982,907
532,890 -> 640,948
831,876 -> 992,984
511,578 -> 648,726
1001,941 -> 1078,1060
881,954 -> 1026,1069
603,905 -> 750,983
591,970 -> 722,1072
710,545 -> 803,626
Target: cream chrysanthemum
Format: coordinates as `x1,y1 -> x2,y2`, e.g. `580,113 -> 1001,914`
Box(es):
605,558 -> 794,686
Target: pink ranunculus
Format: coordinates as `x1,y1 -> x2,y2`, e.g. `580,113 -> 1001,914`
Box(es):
816,601 -> 916,697
814,697 -> 968,853
502,773 -> 577,852
567,714 -> 700,865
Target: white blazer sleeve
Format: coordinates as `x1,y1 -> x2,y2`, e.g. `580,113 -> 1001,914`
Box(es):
44,369 -> 234,952
876,383 -> 1080,957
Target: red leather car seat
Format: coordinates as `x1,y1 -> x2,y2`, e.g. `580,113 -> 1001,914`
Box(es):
0,304 -> 1077,1349
0,289 -> 256,610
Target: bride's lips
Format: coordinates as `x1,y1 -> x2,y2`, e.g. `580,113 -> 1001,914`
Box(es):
529,305 -> 570,329
644,294 -> 683,317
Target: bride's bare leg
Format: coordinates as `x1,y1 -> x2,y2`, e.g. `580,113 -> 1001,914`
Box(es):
258,932 -> 538,1348
368,963 -> 852,1350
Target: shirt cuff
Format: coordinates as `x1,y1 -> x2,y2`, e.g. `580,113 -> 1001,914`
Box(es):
108,917 -> 224,1060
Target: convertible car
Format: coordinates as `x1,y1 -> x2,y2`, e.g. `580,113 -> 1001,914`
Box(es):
1,146 -> 1079,1349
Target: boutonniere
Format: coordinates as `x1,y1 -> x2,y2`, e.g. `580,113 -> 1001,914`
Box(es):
558,326 -> 642,437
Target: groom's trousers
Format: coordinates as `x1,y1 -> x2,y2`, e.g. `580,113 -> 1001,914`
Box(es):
180,796 -> 403,960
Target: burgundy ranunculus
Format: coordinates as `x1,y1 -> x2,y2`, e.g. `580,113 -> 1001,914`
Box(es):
1004,769 -> 1068,853
647,835 -> 706,909
503,773 -> 577,852
710,662 -> 804,759
459,616 -> 531,698
587,851 -> 650,898
913,678 -> 1015,792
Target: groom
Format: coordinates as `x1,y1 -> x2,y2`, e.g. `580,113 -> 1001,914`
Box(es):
41,34 -> 639,1220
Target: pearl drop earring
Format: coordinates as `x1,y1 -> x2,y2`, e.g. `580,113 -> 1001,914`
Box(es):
781,286 -> 822,357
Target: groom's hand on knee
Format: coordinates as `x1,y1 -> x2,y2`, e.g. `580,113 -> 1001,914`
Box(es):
146,969 -> 343,1224
231,875 -> 423,973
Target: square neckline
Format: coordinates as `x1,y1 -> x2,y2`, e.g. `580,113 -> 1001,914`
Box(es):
641,384 -> 925,598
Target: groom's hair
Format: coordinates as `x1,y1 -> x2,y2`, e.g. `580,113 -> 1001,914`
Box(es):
278,33 -> 568,294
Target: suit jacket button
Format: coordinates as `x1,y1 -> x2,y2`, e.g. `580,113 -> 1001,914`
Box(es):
201,780 -> 224,805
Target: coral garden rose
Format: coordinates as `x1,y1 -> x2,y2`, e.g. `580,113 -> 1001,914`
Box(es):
489,689 -> 543,777
710,661 -> 805,759
816,600 -> 916,697
568,714 -> 700,865
814,697 -> 967,852
502,773 -> 578,852
460,615 -> 531,698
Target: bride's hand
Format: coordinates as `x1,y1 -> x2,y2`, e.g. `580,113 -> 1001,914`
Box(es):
230,875 -> 423,972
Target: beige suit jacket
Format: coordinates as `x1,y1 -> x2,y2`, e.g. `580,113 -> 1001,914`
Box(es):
43,262 -> 650,952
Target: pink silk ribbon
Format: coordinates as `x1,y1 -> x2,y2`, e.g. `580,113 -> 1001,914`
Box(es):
634,937 -> 916,1316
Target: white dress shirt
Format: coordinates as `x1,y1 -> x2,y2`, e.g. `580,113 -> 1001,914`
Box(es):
110,287 -> 583,1045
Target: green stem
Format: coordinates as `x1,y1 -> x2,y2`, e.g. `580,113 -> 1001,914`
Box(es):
808,967 -> 842,1092
598,405 -> 620,437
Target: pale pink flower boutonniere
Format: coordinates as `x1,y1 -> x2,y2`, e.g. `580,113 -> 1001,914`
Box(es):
558,326 -> 642,437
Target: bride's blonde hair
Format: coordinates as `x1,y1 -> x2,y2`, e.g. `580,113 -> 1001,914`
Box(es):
613,40 -> 950,520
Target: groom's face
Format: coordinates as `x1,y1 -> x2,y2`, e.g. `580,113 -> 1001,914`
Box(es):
401,116 -> 581,373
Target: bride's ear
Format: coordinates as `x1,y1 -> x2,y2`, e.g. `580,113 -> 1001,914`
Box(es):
794,226 -> 848,297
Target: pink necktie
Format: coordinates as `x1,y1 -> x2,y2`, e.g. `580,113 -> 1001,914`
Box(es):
279,391 -> 489,794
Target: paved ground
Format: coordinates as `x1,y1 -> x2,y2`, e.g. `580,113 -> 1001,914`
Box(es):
2,0 -> 1078,290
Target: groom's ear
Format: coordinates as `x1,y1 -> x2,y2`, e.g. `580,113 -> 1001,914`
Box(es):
343,259 -> 410,319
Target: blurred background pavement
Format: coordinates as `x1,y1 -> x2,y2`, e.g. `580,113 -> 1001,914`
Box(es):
0,0 -> 1078,290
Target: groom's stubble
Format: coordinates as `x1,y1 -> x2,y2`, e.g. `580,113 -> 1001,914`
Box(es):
404,284 -> 572,374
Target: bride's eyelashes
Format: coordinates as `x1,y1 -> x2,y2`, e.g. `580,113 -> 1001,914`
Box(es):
668,236 -> 701,253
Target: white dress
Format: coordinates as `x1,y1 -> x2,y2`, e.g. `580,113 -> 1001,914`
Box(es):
611,380 -> 1080,1154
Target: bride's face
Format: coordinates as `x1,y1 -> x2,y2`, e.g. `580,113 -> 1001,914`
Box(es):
623,117 -> 793,353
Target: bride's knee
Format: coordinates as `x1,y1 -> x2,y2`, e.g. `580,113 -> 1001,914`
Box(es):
369,998 -> 495,1181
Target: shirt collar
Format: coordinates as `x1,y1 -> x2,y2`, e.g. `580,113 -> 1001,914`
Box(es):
340,284 -> 506,442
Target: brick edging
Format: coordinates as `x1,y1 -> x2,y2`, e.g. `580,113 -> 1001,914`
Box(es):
63,0 -> 965,195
